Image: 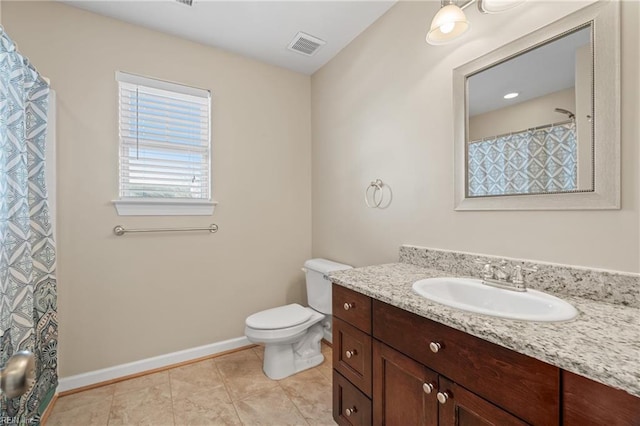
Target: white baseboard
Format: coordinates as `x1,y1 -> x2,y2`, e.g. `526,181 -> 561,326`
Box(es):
57,336 -> 251,393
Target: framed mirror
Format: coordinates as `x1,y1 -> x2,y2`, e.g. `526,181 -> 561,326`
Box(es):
453,1 -> 619,210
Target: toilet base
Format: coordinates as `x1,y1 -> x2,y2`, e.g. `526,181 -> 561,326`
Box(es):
322,315 -> 332,344
262,323 -> 325,380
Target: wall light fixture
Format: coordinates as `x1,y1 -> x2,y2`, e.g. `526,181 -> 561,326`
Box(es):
426,0 -> 527,46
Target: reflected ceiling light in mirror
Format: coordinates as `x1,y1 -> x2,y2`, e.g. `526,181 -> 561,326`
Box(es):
478,0 -> 527,14
503,92 -> 519,99
426,0 -> 471,45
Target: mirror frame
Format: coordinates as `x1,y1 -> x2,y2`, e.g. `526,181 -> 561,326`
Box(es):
453,1 -> 619,211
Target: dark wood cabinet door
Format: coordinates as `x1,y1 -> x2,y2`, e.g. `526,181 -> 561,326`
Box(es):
563,371 -> 640,426
438,377 -> 530,426
373,340 -> 438,426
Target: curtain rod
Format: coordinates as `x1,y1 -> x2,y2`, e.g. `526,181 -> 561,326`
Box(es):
469,118 -> 574,145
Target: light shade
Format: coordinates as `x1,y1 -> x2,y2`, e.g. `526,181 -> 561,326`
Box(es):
426,4 -> 470,45
478,0 -> 527,14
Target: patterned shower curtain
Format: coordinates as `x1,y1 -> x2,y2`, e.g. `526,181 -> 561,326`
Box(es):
0,28 -> 58,425
468,121 -> 578,197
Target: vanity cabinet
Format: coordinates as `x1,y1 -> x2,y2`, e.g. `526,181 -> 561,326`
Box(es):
373,300 -> 559,425
332,283 -> 640,426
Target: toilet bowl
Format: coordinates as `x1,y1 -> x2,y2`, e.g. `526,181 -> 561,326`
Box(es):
244,259 -> 352,380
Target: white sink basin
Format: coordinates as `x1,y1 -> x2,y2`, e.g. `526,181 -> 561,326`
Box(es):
412,277 -> 578,322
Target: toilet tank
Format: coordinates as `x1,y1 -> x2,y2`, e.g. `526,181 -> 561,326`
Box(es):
303,258 -> 352,314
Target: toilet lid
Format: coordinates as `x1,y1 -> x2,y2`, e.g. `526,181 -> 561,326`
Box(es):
246,304 -> 313,330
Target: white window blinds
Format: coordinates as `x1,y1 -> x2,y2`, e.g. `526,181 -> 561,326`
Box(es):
117,72 -> 211,201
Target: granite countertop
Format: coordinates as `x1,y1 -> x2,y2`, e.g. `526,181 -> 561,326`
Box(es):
330,262 -> 640,398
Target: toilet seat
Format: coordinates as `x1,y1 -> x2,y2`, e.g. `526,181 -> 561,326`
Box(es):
245,307 -> 324,342
246,304 -> 312,330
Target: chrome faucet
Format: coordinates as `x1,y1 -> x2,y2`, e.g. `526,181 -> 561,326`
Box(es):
474,259 -> 537,292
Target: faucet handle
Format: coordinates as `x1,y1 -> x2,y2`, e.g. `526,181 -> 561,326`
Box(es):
512,264 -> 538,286
512,265 -> 524,285
474,259 -> 494,279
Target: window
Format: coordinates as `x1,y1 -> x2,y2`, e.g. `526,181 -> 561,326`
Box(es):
113,71 -> 215,216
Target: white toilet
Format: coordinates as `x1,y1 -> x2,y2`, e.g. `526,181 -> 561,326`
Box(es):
245,258 -> 352,380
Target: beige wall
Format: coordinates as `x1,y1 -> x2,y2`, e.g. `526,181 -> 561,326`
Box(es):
312,0 -> 640,273
469,88 -> 576,141
3,1 -> 312,377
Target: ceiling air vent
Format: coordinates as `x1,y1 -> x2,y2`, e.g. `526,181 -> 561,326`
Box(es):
287,32 -> 326,56
175,0 -> 193,6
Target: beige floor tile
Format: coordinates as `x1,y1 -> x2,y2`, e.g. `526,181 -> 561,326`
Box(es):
234,386 -> 308,426
169,360 -> 231,407
108,384 -> 174,426
279,369 -> 333,424
215,348 -> 259,364
172,384 -> 241,426
169,359 -> 225,401
317,344 -> 333,380
252,345 -> 264,360
52,384 -> 115,414
50,346 -> 337,426
47,399 -> 112,426
215,350 -> 279,401
306,419 -> 338,426
317,359 -> 333,380
113,371 -> 170,396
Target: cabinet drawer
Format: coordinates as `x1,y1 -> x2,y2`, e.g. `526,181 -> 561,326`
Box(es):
333,284 -> 372,333
333,370 -> 372,426
333,317 -> 372,397
563,371 -> 640,426
373,300 -> 560,426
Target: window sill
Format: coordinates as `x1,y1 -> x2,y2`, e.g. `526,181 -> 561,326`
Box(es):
112,199 -> 217,216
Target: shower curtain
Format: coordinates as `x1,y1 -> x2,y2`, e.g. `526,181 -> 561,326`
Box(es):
468,121 -> 578,196
0,28 -> 58,425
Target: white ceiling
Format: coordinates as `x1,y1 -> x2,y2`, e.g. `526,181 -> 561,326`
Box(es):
60,0 -> 397,75
468,26 -> 591,116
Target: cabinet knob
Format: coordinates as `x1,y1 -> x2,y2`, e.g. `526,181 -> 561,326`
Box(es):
345,406 -> 358,416
436,391 -> 450,404
343,302 -> 354,311
422,382 -> 435,394
345,350 -> 357,359
429,342 -> 442,353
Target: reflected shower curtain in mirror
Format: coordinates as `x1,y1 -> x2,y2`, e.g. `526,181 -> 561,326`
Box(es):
0,28 -> 58,424
468,121 -> 578,197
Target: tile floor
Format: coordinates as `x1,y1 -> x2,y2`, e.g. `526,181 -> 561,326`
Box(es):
46,343 -> 335,426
